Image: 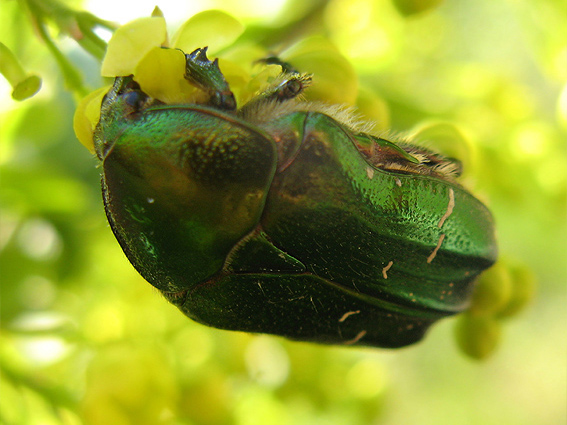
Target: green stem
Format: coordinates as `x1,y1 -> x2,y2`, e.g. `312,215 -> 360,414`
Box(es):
0,42 -> 43,100
20,0 -> 116,86
242,0 -> 330,48
35,17 -> 89,97
0,43 -> 28,85
75,12 -> 109,61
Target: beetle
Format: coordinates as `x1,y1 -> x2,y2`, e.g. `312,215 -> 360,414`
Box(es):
93,47 -> 497,348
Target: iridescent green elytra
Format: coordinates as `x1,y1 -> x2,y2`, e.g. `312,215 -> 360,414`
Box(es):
94,48 -> 497,348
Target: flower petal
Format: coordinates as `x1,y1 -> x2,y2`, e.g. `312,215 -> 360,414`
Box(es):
101,17 -> 167,77
217,58 -> 250,106
171,10 -> 244,54
74,86 -> 109,153
134,47 -> 202,104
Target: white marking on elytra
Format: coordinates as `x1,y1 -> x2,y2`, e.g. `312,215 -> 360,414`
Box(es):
310,296 -> 319,314
147,197 -> 155,204
382,261 -> 394,279
344,330 -> 367,345
338,310 -> 361,322
257,281 -> 266,297
437,188 -> 455,228
427,234 -> 446,263
366,167 -> 375,179
395,178 -> 402,187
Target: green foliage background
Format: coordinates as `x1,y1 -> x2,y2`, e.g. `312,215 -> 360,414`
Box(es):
1,0 -> 565,424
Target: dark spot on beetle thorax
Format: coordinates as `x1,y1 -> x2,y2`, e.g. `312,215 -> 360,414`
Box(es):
273,133 -> 350,202
301,133 -> 336,164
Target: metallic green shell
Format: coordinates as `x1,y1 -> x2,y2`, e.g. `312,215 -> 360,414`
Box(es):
94,75 -> 496,348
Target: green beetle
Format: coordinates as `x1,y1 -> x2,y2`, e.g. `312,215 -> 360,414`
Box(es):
94,48 -> 497,348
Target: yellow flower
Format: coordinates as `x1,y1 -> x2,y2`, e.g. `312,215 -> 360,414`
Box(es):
75,11 -> 247,151
74,9 -> 366,152
73,86 -> 109,154
100,16 -> 168,77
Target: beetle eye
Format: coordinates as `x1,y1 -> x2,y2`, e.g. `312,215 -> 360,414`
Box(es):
122,91 -> 148,111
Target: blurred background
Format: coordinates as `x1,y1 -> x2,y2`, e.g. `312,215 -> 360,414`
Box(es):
1,0 -> 565,424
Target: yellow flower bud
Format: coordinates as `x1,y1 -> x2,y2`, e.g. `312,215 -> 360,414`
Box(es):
498,264 -> 536,318
455,313 -> 501,360
469,261 -> 512,315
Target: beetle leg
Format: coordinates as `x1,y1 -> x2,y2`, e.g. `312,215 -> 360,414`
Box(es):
353,132 -> 463,181
238,72 -> 312,124
256,55 -> 313,99
256,55 -> 299,74
240,71 -> 312,112
400,143 -> 463,178
265,72 -> 312,102
184,47 -> 237,111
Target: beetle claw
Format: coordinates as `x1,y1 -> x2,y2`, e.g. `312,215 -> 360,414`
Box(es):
184,47 -> 236,111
